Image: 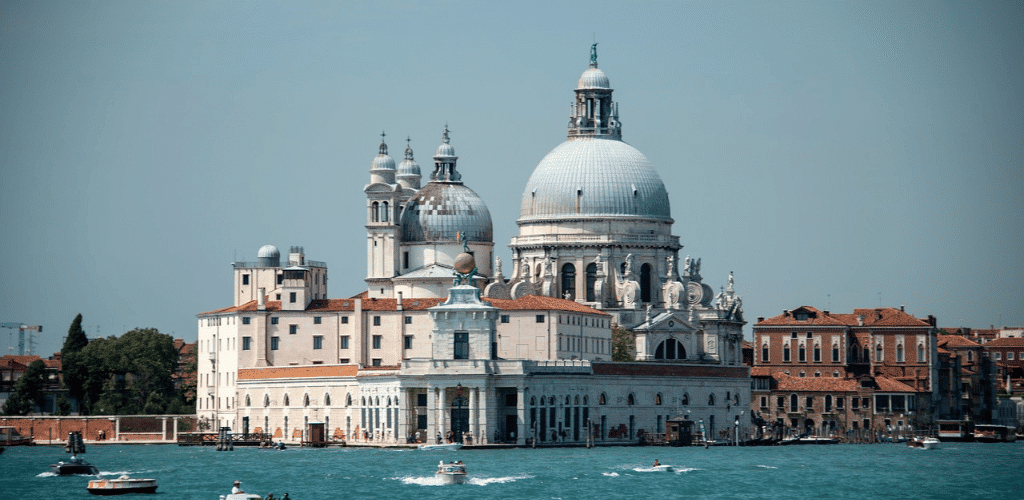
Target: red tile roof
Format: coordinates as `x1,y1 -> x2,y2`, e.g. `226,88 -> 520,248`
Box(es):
757,306 -> 930,327
937,335 -> 981,349
773,374 -> 860,392
874,376 -> 917,393
0,355 -> 60,370
239,365 -> 359,380
984,337 -> 1024,347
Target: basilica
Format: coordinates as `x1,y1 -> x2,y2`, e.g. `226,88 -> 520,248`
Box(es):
196,48 -> 749,446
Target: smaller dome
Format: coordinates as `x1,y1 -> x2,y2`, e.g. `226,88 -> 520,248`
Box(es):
435,142 -> 455,158
257,244 -> 280,258
398,140 -> 421,177
257,244 -> 280,267
578,67 -> 610,89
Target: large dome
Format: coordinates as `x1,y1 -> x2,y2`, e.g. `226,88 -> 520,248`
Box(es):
400,182 -> 493,243
518,137 -> 671,220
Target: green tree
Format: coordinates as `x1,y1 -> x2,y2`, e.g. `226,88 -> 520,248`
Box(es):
2,360 -> 49,415
61,314 -> 91,413
80,328 -> 180,415
612,326 -> 636,362
53,394 -> 73,416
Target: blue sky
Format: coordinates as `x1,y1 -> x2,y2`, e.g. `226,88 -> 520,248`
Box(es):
2,1 -> 1021,356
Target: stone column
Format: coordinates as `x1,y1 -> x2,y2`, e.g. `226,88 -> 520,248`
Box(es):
397,389 -> 409,444
517,385 -> 526,445
478,386 -> 489,444
469,386 -> 477,444
438,386 -> 446,440
427,384 -> 437,443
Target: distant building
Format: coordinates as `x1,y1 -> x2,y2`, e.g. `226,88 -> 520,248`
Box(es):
195,49 -> 750,446
936,334 -> 997,422
0,354 -> 63,414
983,337 -> 1024,396
750,305 -> 959,435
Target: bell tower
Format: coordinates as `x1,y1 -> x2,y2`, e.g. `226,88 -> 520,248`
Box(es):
365,132 -> 401,297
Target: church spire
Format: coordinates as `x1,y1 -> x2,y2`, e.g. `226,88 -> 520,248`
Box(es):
569,47 -> 621,140
431,124 -> 461,183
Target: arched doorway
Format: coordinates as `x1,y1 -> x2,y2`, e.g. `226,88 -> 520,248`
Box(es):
586,263 -> 597,302
561,263 -> 576,300
640,263 -> 652,303
450,395 -> 469,442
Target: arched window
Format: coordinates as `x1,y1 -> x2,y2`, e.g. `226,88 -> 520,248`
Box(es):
284,394 -> 290,406
790,394 -> 798,412
565,396 -> 571,405
655,339 -> 686,360
876,343 -> 884,362
346,393 -> 352,407
371,202 -> 379,222
586,263 -> 597,302
245,395 -> 251,407
682,393 -> 689,405
813,344 -> 821,362
832,344 -> 840,362
582,396 -> 588,405
863,347 -> 870,362
324,393 -> 331,406
627,393 -> 635,405
784,343 -> 791,362
655,393 -> 663,405
598,393 -> 606,405
548,396 -> 555,406
896,344 -> 905,362
918,344 -> 925,361
799,344 -> 807,362
303,394 -> 310,407
263,394 -> 270,407
640,263 -> 652,303
733,394 -> 740,405
381,201 -> 389,222
762,343 -> 769,362
530,396 -> 537,405
561,263 -> 576,300
708,394 -> 715,406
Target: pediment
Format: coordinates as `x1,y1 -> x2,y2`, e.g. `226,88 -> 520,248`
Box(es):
636,311 -> 695,333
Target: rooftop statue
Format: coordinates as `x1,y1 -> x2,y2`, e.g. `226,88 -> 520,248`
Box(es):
590,43 -> 598,66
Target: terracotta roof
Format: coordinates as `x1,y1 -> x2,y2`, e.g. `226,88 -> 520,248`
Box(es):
773,374 -> 860,392
757,306 -> 930,328
239,365 -> 359,380
984,337 -> 1024,347
199,294 -> 609,317
937,335 -> 981,349
874,376 -> 917,393
0,355 -> 60,370
750,366 -> 772,377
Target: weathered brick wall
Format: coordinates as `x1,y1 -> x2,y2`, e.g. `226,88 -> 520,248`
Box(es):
0,415 -> 193,442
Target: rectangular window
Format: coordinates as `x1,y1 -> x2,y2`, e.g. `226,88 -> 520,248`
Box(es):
277,274 -> 283,285
404,316 -> 412,325
271,337 -> 279,350
806,332 -> 813,339
314,316 -> 322,324
289,292 -> 297,303
372,335 -> 382,349
242,274 -> 250,285
777,396 -> 785,409
994,352 -> 1001,360
311,335 -> 322,350
404,335 -> 413,349
242,337 -> 251,350
373,316 -> 381,326
372,358 -> 382,367
289,324 -> 297,334
806,396 -> 814,408
403,251 -> 409,269
837,397 -> 844,410
762,345 -> 769,362
271,317 -> 279,325
1008,352 -> 1015,360
342,316 -> 349,324
783,344 -> 791,362
242,317 -> 251,325
760,396 -> 768,409
791,331 -> 797,339
417,394 -> 428,406
340,336 -> 350,349
832,346 -> 840,362
454,331 -> 469,359
862,397 -> 870,409
852,397 -> 859,410
536,314 -> 545,323
339,358 -> 350,364
814,346 -> 821,362
799,345 -> 806,362
501,314 -> 510,323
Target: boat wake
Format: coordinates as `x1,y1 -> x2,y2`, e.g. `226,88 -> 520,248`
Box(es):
602,472 -> 620,477
467,474 -> 532,485
632,466 -> 701,473
756,465 -> 777,469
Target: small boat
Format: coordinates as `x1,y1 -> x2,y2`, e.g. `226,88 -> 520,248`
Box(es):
778,435 -> 839,445
219,495 -> 264,500
419,443 -> 463,451
0,426 -> 33,446
436,461 -> 467,484
922,437 -> 940,450
652,465 -> 676,472
87,475 -> 158,495
51,455 -> 99,475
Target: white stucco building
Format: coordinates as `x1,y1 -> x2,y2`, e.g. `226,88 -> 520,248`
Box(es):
196,47 -> 749,446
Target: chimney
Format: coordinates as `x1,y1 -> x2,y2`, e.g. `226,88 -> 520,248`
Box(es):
900,305 -> 905,312
858,315 -> 865,327
397,291 -> 404,311
257,287 -> 266,311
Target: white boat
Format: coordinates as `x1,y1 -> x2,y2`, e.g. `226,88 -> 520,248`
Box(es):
922,437 -> 940,450
86,475 -> 158,495
436,461 -> 467,484
220,495 -> 263,500
652,464 -> 676,472
418,443 -> 463,451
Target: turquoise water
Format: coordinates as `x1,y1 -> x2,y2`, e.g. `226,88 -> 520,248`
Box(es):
2,442 -> 1021,499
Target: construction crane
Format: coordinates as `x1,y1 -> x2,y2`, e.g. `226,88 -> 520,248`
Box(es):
1,322 -> 43,356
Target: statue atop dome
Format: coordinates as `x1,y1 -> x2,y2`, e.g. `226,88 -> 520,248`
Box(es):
590,42 -> 598,66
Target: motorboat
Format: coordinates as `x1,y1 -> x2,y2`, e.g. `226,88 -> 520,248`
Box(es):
419,443 -> 462,451
52,431 -> 98,475
86,475 -> 158,495
51,455 -> 99,475
436,461 -> 468,484
922,437 -> 940,450
778,434 -> 840,445
219,495 -> 264,500
652,464 -> 676,472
